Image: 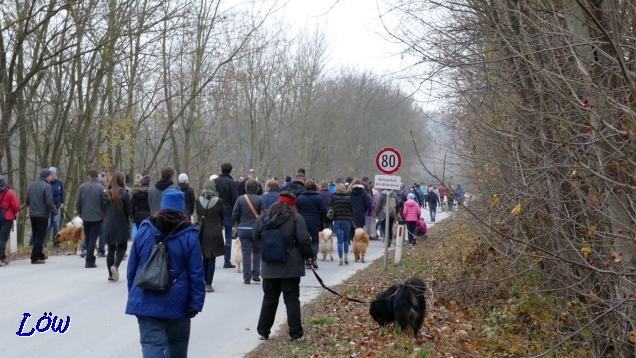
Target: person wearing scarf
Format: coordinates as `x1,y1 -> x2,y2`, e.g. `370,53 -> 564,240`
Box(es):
195,180 -> 225,292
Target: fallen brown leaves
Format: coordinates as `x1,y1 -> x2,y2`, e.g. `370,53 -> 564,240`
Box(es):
247,214 -> 589,357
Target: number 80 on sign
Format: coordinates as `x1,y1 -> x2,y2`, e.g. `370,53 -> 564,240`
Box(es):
375,147 -> 401,174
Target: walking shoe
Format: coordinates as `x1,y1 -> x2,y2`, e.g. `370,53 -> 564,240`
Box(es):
108,277 -> 114,281
223,262 -> 236,269
291,335 -> 305,343
205,285 -> 214,292
0,261 -> 5,267
243,279 -> 250,284
85,263 -> 97,268
3,257 -> 9,265
259,335 -> 269,340
80,250 -> 87,258
110,265 -> 119,281
344,258 -> 349,265
339,258 -> 343,266
252,274 -> 261,282
97,253 -> 106,258
31,259 -> 46,264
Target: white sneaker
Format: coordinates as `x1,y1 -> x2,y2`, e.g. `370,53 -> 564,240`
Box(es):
110,265 -> 119,281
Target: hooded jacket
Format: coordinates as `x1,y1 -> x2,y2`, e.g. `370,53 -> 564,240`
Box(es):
148,179 -> 177,215
0,187 -> 20,221
126,218 -> 205,319
252,207 -> 313,279
402,198 -> 421,222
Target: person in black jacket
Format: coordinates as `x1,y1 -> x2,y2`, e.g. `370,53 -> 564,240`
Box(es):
214,162 -> 238,268
148,168 -> 177,215
177,173 -> 195,218
253,191 -> 315,342
348,179 -> 371,229
102,172 -> 132,281
296,180 -> 327,257
237,169 -> 263,196
285,174 -> 306,197
329,183 -> 353,265
131,175 -> 151,227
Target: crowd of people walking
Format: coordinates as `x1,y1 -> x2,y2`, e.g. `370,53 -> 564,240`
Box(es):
0,162 -> 466,356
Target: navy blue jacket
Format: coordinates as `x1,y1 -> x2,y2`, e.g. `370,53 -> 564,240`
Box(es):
126,219 -> 205,319
261,189 -> 280,209
296,191 -> 326,235
349,186 -> 371,228
50,179 -> 65,207
214,174 -> 238,212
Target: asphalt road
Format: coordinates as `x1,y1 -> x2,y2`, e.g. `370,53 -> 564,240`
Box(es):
1,211 -> 449,357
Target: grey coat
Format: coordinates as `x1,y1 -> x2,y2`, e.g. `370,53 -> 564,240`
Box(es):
253,211 -> 313,279
102,188 -> 132,244
76,179 -> 105,222
26,178 -> 56,218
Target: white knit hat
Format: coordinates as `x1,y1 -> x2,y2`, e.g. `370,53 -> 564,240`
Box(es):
178,173 -> 188,183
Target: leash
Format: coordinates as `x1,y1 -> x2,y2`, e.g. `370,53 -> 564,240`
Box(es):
309,266 -> 371,304
61,208 -> 73,222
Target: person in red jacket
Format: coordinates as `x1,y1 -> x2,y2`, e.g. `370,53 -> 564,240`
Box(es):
0,176 -> 21,266
402,193 -> 421,245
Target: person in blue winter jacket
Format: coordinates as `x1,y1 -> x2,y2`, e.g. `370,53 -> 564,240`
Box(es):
126,189 -> 205,358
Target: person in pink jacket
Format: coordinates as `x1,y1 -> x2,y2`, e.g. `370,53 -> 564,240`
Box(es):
402,193 -> 421,245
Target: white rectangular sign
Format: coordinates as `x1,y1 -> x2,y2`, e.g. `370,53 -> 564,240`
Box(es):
374,174 -> 401,190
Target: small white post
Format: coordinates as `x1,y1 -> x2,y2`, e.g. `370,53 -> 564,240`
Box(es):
394,224 -> 405,265
9,220 -> 17,253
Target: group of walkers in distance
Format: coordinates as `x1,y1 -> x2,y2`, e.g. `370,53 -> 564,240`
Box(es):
0,162 -> 466,356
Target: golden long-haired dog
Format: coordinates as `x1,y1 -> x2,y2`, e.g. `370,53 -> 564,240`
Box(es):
231,238 -> 242,273
55,226 -> 85,255
352,228 -> 370,263
319,228 -> 335,261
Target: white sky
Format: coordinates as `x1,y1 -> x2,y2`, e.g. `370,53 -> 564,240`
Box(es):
280,0 -> 408,75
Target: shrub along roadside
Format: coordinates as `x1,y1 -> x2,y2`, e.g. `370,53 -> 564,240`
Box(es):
246,214 -> 589,357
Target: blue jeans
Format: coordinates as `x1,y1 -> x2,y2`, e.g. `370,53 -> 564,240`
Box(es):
223,209 -> 233,264
45,207 -> 61,247
137,316 -> 190,358
333,220 -> 352,259
239,229 -> 261,281
429,207 -> 437,222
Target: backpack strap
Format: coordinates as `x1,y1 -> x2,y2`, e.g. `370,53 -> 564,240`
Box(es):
244,194 -> 260,218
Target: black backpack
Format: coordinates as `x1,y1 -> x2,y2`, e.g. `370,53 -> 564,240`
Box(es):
261,213 -> 295,263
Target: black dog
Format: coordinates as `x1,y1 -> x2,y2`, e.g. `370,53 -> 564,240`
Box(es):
369,277 -> 427,338
369,284 -> 400,326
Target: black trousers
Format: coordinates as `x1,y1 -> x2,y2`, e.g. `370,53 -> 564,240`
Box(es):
107,242 -> 128,276
257,277 -> 302,340
0,219 -> 13,260
30,217 -> 49,262
83,220 -> 102,265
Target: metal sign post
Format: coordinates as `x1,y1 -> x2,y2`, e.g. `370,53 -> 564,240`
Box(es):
375,147 -> 402,271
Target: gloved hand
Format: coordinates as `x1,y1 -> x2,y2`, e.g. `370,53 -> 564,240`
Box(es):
186,308 -> 198,319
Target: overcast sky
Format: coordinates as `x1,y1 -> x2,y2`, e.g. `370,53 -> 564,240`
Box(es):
280,0 -> 408,75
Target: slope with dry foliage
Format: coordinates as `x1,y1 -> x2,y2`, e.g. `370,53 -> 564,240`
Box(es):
247,214 -> 596,357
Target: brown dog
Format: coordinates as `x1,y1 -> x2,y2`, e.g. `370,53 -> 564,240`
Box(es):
55,226 -> 85,255
352,228 -> 369,263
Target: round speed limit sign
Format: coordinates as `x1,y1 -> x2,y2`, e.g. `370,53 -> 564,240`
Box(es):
375,147 -> 401,174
